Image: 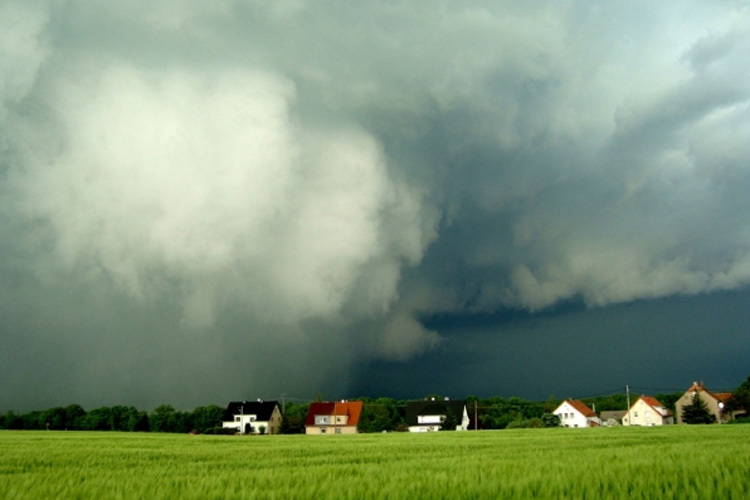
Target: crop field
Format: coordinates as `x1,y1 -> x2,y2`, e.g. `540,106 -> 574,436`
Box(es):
1,426 -> 749,499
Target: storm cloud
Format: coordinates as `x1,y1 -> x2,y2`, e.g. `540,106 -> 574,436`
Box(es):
2,1 -> 749,410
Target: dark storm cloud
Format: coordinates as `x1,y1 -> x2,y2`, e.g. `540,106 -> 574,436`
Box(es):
2,1 -> 749,410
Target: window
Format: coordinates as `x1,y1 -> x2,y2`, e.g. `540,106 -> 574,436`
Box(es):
320,428 -> 326,434
335,428 -> 341,434
235,416 -> 240,422
634,412 -> 638,418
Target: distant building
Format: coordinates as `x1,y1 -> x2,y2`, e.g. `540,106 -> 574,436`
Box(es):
405,399 -> 470,432
599,410 -> 626,426
222,400 -> 282,435
553,400 -> 601,427
305,401 -> 363,435
622,396 -> 674,426
675,381 -> 736,424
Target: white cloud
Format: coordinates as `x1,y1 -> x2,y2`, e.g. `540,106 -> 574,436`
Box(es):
9,61 -> 432,330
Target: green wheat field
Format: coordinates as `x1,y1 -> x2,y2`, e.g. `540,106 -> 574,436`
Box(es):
2,426 -> 749,499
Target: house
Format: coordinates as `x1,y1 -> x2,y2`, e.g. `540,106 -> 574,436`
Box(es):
600,410 -> 626,426
675,381 -> 737,424
305,401 -> 363,435
405,399 -> 470,432
553,400 -> 601,427
622,396 -> 674,426
222,400 -> 282,435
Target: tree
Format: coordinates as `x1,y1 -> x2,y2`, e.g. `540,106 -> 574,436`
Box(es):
541,412 -> 561,428
681,393 -> 716,424
728,375 -> 750,414
150,405 -> 177,433
279,402 -> 309,434
441,409 -> 458,431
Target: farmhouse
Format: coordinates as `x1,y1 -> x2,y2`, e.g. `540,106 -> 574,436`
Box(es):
675,381 -> 737,424
552,399 -> 601,427
622,396 -> 674,426
222,400 -> 282,435
305,401 -> 363,435
405,399 -> 470,432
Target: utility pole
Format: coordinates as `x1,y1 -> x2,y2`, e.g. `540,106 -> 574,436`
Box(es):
474,400 -> 478,431
625,385 -> 631,426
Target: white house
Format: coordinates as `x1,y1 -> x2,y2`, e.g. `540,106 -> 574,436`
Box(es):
622,396 -> 674,426
405,399 -> 470,432
553,399 -> 601,428
222,400 -> 282,435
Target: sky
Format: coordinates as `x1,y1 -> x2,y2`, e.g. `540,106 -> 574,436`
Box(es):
2,1 -> 749,412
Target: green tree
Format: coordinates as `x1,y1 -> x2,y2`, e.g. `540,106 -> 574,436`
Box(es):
728,375 -> 750,415
542,412 -> 561,428
279,402 -> 309,434
150,405 -> 177,433
84,407 -> 113,430
441,409 -> 458,431
681,393 -> 716,424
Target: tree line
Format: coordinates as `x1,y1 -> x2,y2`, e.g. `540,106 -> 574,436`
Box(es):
3,375 -> 747,433
0,404 -> 227,434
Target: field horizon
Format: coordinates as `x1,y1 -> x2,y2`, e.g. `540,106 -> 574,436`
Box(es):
2,425 -> 749,499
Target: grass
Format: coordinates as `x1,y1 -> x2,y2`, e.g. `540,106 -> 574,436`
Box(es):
1,426 -> 749,499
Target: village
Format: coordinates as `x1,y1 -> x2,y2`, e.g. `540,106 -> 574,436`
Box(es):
223,380 -> 748,435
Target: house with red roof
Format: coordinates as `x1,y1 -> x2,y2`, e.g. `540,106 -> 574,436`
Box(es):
675,381 -> 738,424
305,401 -> 363,435
622,396 -> 674,426
553,399 -> 601,428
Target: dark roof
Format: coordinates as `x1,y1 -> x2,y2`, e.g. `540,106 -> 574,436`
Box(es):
405,400 -> 466,426
223,401 -> 280,422
304,401 -> 363,427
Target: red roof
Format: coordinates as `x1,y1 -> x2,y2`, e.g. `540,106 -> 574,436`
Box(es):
639,396 -> 673,417
305,401 -> 363,427
685,381 -> 729,403
566,399 -> 597,417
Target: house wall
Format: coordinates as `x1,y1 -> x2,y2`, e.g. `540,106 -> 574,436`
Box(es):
554,402 -> 590,428
305,425 -> 357,435
623,399 -> 672,426
408,425 -> 440,433
267,406 -> 282,434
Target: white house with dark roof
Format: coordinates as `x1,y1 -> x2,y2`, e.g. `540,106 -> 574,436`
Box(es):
553,399 -> 601,428
222,400 -> 282,435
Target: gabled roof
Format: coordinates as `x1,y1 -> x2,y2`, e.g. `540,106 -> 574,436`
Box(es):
223,401 -> 280,422
305,401 -> 363,427
557,399 -> 597,418
405,400 -> 466,426
638,396 -> 673,417
684,381 -> 729,403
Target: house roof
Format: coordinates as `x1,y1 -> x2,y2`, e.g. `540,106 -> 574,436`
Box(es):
405,400 -> 466,426
223,401 -> 279,422
305,401 -> 363,427
600,410 -> 626,420
558,399 -> 597,418
684,381 -> 730,403
638,396 -> 673,417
